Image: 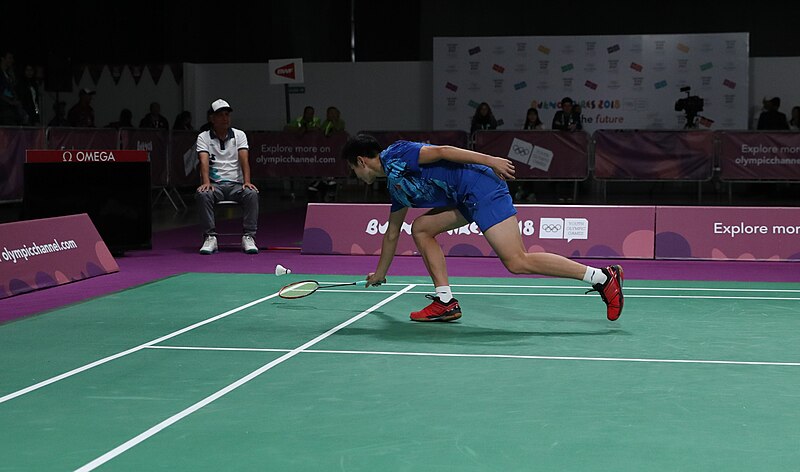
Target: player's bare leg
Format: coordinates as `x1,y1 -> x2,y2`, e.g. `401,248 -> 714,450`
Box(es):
483,215 -> 625,320
410,207 -> 468,286
408,207 -> 467,321
482,215 -> 587,278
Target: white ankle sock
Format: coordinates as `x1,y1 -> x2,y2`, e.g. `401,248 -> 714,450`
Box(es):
435,286 -> 453,303
583,267 -> 608,286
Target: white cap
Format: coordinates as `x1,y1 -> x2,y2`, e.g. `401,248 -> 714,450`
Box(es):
211,98 -> 233,113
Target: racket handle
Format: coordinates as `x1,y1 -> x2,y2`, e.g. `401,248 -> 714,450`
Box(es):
355,279 -> 384,286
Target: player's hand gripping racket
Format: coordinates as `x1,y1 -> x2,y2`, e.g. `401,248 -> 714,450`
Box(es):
278,279 -> 382,299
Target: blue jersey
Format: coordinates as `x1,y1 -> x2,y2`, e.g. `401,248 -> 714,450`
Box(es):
380,140 -> 499,212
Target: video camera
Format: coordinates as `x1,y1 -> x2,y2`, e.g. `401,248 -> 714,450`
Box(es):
674,86 -> 704,129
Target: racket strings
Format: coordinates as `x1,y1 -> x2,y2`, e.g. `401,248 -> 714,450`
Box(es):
279,281 -> 320,298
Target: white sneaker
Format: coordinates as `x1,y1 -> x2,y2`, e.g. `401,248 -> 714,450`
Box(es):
200,235 -> 217,255
242,235 -> 258,254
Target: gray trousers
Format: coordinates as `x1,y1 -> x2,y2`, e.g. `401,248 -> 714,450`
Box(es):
195,182 -> 259,237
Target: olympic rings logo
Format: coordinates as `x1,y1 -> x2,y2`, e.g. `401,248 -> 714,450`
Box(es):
511,145 -> 530,156
541,224 -> 562,232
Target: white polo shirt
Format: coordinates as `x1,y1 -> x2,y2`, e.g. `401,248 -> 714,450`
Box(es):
196,127 -> 249,183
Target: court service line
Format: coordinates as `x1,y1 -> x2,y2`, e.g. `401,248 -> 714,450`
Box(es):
145,345 -> 800,368
75,284 -> 417,472
0,292 -> 283,405
317,289 -> 800,301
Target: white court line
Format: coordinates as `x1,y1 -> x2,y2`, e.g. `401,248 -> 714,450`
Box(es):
452,285 -> 800,293
145,345 -> 800,368
317,289 -> 800,301
342,282 -> 800,293
75,284 -> 417,472
0,292 -> 282,405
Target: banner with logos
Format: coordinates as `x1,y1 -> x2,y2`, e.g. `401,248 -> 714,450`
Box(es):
0,127 -> 45,200
655,206 -> 800,261
302,203 -> 655,259
594,130 -> 714,180
0,214 -> 119,300
473,130 -> 589,179
717,131 -> 800,181
433,33 -> 749,133
248,130 -> 350,178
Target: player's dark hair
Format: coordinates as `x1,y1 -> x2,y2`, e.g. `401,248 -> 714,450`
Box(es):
341,133 -> 382,165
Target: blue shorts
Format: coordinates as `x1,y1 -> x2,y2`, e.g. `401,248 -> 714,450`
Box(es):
456,167 -> 517,232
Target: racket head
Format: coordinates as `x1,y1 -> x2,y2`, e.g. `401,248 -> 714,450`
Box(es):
278,280 -> 321,299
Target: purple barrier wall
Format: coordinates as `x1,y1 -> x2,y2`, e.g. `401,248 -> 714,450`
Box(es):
717,131 -> 800,181
0,214 -> 119,299
0,127 -> 45,200
248,130 -> 351,178
302,203 -> 655,259
7,129 -> 798,200
120,128 -> 169,186
359,130 -> 470,150
594,130 -> 714,180
655,206 -> 800,261
46,127 -> 119,151
473,130 -> 590,179
169,130 -> 202,187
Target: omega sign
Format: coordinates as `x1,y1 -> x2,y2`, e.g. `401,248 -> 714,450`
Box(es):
25,150 -> 148,163
60,151 -> 116,162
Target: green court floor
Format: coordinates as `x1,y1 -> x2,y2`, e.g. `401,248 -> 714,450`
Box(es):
1,273 -> 799,471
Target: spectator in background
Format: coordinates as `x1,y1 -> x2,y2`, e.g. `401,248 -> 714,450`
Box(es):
308,106 -> 346,201
551,97 -> 582,131
756,97 -> 789,130
514,107 -> 545,203
16,63 -> 41,125
199,108 -> 213,132
321,106 -> 346,136
0,50 -> 24,125
551,97 -> 583,202
105,108 -> 134,129
67,88 -> 96,127
139,101 -> 169,130
195,98 -> 259,255
286,105 -> 321,133
523,107 -> 544,130
173,110 -> 194,130
47,100 -> 69,127
470,102 -> 497,138
788,106 -> 800,131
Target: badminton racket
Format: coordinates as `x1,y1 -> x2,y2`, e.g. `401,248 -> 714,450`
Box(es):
278,279 -> 382,299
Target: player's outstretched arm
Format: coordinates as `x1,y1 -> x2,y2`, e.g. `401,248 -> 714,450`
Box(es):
418,145 -> 515,180
367,207 -> 408,287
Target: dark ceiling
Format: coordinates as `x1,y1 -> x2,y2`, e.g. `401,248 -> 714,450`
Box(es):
3,1 -> 793,68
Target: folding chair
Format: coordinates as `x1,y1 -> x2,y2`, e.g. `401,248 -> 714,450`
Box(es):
214,200 -> 242,248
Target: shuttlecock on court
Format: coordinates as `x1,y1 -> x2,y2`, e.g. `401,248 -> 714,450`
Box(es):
275,264 -> 291,276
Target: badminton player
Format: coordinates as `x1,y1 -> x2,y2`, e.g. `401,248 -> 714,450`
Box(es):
341,134 -> 624,322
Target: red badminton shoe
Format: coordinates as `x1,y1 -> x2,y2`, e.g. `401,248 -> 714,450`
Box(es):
587,265 -> 624,321
410,295 -> 462,322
